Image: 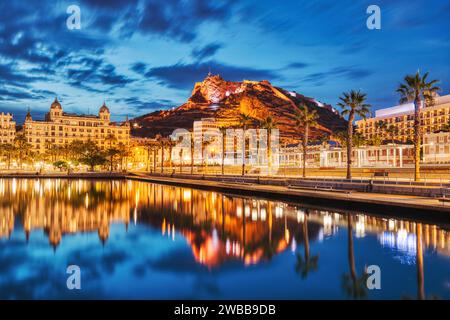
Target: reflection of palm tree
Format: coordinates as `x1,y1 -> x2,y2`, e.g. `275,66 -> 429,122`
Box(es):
295,210 -> 319,278
342,214 -> 368,299
416,223 -> 425,300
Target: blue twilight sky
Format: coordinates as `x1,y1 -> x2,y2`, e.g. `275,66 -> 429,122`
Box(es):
0,0 -> 449,123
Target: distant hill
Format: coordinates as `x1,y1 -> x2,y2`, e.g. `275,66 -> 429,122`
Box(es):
131,74 -> 347,143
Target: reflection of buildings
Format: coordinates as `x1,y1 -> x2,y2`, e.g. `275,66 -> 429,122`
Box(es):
0,207 -> 14,238
0,178 -> 449,265
134,181 -> 320,267
0,179 -> 130,247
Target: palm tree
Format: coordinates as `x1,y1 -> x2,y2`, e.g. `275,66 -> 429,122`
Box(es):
385,125 -> 399,143
176,135 -> 185,174
201,138 -> 215,173
156,135 -> 165,174
397,71 -> 440,181
337,90 -> 371,180
295,105 -> 319,178
190,132 -> 195,174
239,113 -> 253,176
219,127 -> 227,175
260,116 -> 277,174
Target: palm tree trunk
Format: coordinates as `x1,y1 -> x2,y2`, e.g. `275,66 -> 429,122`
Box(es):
221,134 -> 225,175
160,145 -> 164,174
180,149 -> 183,173
302,125 -> 309,178
347,113 -> 355,180
241,127 -> 246,176
153,149 -> 156,173
414,96 -> 422,181
267,129 -> 272,174
190,142 -> 194,175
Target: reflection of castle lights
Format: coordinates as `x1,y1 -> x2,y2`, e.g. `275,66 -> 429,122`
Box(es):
236,206 -> 242,217
260,208 -> 267,221
212,229 -> 219,249
291,238 -> 297,252
85,193 -> 89,208
297,210 -> 305,223
355,216 -> 366,238
388,219 -> 396,231
323,214 -> 333,235
252,208 -> 258,221
275,206 -> 283,218
378,230 -> 417,264
244,205 -> 251,217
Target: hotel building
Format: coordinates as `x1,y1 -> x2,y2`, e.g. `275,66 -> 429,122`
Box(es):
0,112 -> 16,144
356,94 -> 450,143
23,98 -> 130,153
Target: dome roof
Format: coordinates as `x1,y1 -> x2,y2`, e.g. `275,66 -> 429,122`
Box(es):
99,102 -> 110,113
50,97 -> 62,110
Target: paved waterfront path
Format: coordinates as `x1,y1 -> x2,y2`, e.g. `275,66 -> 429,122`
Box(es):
127,174 -> 450,218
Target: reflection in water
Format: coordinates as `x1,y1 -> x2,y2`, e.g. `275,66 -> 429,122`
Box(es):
0,178 -> 449,299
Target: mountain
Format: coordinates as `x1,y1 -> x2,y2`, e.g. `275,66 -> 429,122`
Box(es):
131,74 -> 347,143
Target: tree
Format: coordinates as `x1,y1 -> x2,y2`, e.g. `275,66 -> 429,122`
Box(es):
0,143 -> 15,169
116,143 -> 130,171
201,137 -> 216,173
352,132 -> 367,148
219,127 -> 227,175
238,113 -> 253,176
397,71 -> 440,181
190,132 -> 195,174
260,116 -> 277,174
337,90 -> 371,180
79,141 -> 107,171
105,147 -> 120,172
295,105 -> 318,178
156,135 -> 166,174
14,132 -> 32,169
53,160 -> 68,171
385,125 -> 399,143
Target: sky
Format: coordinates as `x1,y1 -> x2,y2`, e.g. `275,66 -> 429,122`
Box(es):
0,0 -> 449,123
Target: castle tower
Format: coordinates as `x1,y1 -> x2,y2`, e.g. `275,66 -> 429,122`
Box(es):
99,101 -> 110,123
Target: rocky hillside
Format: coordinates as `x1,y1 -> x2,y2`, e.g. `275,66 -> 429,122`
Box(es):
131,74 -> 347,143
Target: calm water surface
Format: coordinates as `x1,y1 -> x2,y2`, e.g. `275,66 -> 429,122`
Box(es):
0,178 -> 449,299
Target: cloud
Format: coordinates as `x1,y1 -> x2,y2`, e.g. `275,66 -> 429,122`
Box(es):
285,62 -> 309,69
191,43 -> 223,60
302,66 -> 373,84
145,60 -> 279,89
115,97 -> 177,114
137,0 -> 238,42
65,56 -> 134,92
130,62 -> 148,74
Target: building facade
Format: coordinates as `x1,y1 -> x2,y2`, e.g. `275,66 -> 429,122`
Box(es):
356,94 -> 450,143
24,98 -> 130,154
0,112 -> 16,144
423,132 -> 450,164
